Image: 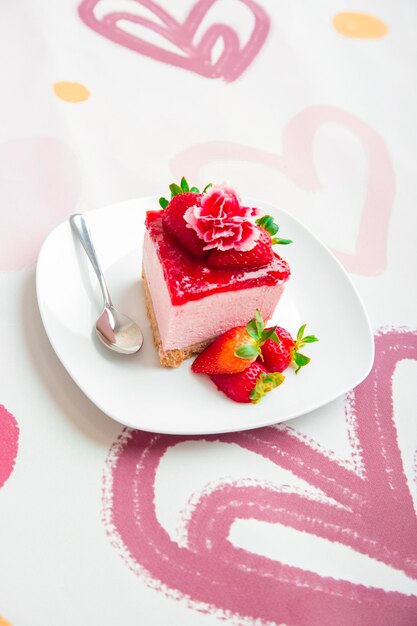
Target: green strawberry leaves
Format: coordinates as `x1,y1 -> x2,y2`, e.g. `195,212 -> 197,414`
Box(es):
296,324 -> 306,341
159,176 -> 212,208
158,197 -> 169,209
293,323 -> 319,373
250,371 -> 285,403
245,319 -> 260,340
256,215 -> 293,246
261,327 -> 280,344
242,318 -> 319,373
235,310 -> 280,361
295,323 -> 319,349
255,308 -> 264,335
235,344 -> 260,359
271,237 -> 293,245
180,177 -> 189,192
169,183 -> 183,196
293,352 -> 311,374
256,215 -> 278,236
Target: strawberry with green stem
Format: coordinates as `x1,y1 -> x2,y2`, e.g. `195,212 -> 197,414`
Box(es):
192,310 -> 280,375
260,323 -> 319,374
159,176 -> 212,209
210,362 -> 285,404
255,214 -> 293,246
160,177 -> 213,257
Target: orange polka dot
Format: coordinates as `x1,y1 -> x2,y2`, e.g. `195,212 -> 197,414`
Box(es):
53,81 -> 90,102
333,12 -> 388,39
0,617 -> 12,626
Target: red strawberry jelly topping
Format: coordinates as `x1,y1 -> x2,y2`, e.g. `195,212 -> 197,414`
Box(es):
145,211 -> 290,306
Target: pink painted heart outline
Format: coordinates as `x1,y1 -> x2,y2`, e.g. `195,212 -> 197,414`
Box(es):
171,105 -> 396,276
103,328 -> 417,626
0,405 -> 19,490
78,0 -> 270,81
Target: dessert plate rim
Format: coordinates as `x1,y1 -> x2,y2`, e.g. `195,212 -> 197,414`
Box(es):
36,195 -> 374,435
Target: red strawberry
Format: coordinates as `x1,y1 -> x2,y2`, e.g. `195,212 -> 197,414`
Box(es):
207,227 -> 273,270
192,310 -> 279,375
161,192 -> 207,258
210,362 -> 285,403
207,215 -> 293,271
261,324 -> 318,374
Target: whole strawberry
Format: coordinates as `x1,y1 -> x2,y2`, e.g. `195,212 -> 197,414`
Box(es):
192,310 -> 279,375
160,177 -> 212,258
261,324 -> 318,374
162,192 -> 206,258
210,362 -> 285,403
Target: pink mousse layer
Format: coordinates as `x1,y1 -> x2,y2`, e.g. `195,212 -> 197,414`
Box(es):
143,231 -> 286,351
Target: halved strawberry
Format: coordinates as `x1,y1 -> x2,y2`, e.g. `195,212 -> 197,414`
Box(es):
261,324 -> 318,374
207,215 -> 292,270
207,227 -> 273,269
210,362 -> 285,403
192,310 -> 279,375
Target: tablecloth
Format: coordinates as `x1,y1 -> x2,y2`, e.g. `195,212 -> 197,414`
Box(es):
1,1 -> 417,625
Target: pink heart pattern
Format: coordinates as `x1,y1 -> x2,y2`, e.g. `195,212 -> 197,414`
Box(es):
103,328 -> 417,626
171,106 -> 396,276
0,405 -> 19,490
78,0 -> 270,81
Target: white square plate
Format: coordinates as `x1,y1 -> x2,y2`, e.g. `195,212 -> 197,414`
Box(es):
36,197 -> 374,435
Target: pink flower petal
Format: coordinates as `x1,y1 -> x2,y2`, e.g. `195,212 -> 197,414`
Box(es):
184,185 -> 259,252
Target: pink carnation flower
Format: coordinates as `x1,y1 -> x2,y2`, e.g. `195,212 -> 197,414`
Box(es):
183,185 -> 260,252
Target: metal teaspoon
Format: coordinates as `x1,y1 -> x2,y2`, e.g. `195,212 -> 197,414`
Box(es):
70,213 -> 143,355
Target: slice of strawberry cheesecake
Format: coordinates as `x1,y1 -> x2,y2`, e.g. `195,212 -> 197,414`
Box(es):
142,179 -> 291,367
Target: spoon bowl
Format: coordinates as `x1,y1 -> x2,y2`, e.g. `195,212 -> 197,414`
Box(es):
96,306 -> 143,354
70,213 -> 143,356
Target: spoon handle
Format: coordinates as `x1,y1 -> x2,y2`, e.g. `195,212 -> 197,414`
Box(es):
70,213 -> 113,309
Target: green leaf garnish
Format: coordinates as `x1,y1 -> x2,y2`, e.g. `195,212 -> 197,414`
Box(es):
159,177 -> 212,205
269,331 -> 280,345
294,324 -> 319,349
256,215 -> 279,236
271,237 -> 293,245
249,371 -> 285,403
261,326 -> 279,343
256,215 -> 292,245
237,311 -> 282,363
287,324 -> 319,372
246,319 -> 260,340
302,336 -> 319,344
169,183 -> 183,197
297,324 -> 307,342
255,309 -> 264,335
235,344 -> 260,359
293,352 -> 311,374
